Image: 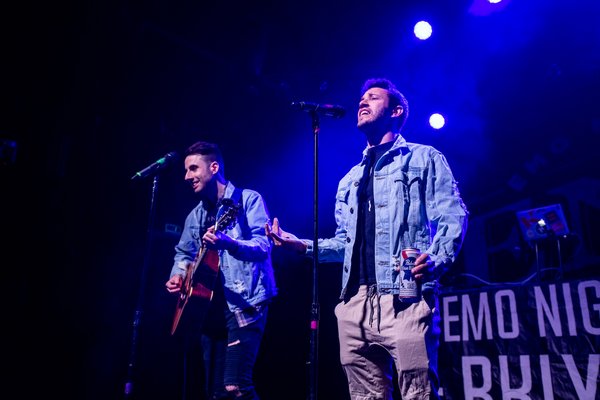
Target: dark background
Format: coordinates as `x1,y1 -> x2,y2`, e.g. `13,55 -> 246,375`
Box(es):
2,0 -> 599,399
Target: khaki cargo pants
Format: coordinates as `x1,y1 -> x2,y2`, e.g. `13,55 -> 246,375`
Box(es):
334,284 -> 440,400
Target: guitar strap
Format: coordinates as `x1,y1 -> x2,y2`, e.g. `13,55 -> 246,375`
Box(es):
216,186 -> 243,222
230,186 -> 243,209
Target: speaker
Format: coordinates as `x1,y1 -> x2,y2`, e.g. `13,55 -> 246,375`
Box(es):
461,177 -> 600,286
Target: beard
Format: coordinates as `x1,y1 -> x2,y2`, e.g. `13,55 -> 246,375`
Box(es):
357,114 -> 385,133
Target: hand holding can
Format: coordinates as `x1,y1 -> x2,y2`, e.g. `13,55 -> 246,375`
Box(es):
398,247 -> 421,302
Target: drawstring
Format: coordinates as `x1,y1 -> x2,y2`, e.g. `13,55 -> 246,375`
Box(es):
367,284 -> 382,332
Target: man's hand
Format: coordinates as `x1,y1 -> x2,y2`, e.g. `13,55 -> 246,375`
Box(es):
203,226 -> 238,252
165,274 -> 183,293
411,253 -> 435,282
265,217 -> 307,254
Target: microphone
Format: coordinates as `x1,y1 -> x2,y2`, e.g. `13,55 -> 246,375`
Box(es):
131,151 -> 178,180
291,101 -> 346,118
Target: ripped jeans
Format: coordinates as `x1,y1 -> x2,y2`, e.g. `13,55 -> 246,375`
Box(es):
335,284 -> 441,400
200,290 -> 267,400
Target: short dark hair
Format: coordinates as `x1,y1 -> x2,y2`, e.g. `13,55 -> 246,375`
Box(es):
185,141 -> 225,175
361,78 -> 409,130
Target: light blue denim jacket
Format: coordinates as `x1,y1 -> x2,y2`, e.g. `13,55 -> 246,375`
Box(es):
170,182 -> 277,312
304,134 -> 468,299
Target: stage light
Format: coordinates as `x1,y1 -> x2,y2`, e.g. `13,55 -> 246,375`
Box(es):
469,0 -> 510,16
414,21 -> 432,40
429,113 -> 445,129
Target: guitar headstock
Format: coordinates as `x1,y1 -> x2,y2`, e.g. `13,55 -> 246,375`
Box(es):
215,199 -> 241,232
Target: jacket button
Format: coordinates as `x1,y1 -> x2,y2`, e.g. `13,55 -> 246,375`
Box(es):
346,237 -> 351,243
344,266 -> 349,272
350,207 -> 354,214
354,181 -> 359,187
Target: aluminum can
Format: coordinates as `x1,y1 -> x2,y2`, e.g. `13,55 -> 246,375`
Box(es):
398,247 -> 421,302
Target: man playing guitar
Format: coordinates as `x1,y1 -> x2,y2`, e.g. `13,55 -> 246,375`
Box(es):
165,140 -> 277,400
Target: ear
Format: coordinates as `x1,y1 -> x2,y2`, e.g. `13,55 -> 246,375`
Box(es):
210,161 -> 220,175
391,104 -> 403,118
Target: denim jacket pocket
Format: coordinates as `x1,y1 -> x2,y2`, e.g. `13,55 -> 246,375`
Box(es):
402,167 -> 426,202
189,224 -> 202,241
336,184 -> 351,204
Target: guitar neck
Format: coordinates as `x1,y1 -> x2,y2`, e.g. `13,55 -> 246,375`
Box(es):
190,245 -> 209,275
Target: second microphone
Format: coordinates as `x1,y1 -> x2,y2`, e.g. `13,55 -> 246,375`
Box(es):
291,101 -> 346,118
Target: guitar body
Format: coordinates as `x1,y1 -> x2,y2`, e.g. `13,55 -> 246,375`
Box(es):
171,200 -> 240,335
170,248 -> 220,335
190,249 -> 219,299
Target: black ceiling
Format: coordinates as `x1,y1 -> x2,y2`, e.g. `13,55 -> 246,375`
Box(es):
5,0 -> 599,219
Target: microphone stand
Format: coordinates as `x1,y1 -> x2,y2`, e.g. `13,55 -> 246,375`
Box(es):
308,111 -> 321,400
124,174 -> 161,399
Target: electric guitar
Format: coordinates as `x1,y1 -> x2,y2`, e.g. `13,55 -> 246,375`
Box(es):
170,199 -> 240,335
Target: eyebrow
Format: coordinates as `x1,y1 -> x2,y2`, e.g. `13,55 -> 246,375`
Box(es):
360,92 -> 383,101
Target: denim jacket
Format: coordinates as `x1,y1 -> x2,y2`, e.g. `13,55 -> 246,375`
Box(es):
304,134 -> 468,299
170,182 -> 277,313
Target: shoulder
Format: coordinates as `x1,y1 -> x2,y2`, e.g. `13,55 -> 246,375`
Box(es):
405,141 -> 440,155
404,142 -> 449,163
238,186 -> 262,197
226,182 -> 262,201
239,188 -> 268,208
